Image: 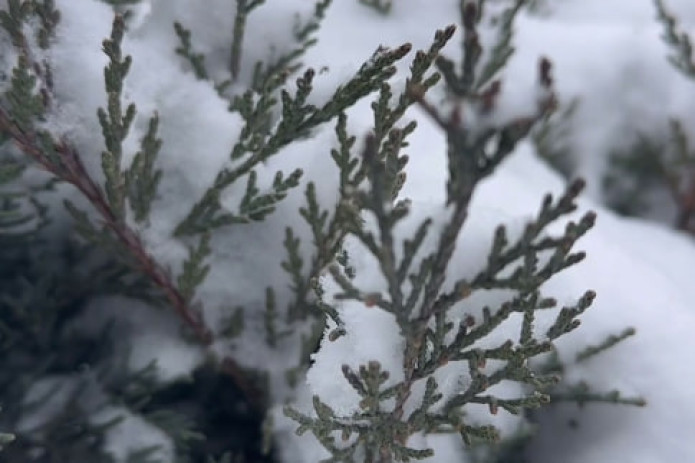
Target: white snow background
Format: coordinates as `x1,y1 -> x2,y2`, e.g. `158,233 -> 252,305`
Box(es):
4,0 -> 695,461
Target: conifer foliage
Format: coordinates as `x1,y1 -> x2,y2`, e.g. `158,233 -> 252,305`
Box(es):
601,0 -> 695,232
0,0 -> 644,462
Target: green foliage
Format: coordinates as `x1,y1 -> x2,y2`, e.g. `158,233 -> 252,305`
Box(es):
0,0 -> 59,49
175,0 -> 332,97
0,138 -> 183,462
0,0 -> 431,458
0,0 -> 36,47
435,0 -> 526,96
0,149 -> 37,455
125,113 -> 163,223
2,55 -> 44,130
0,5 -> 242,460
574,327 -> 636,363
551,382 -> 646,408
275,25 -> 456,383
603,131 -> 666,217
99,14 -> 136,219
0,171 -> 157,461
177,234 -> 212,304
0,156 -> 47,250
174,22 -> 209,81
281,2 -> 614,460
230,0 -> 266,82
0,0 -> 651,461
476,0 -> 526,90
603,1 -> 695,233
0,0 -> 59,134
604,118 -> 695,230
525,0 -> 553,16
174,42 -> 413,237
656,0 -> 695,79
252,0 -> 332,93
538,327 -> 645,413
288,180 -> 596,459
532,97 -> 580,178
358,0 -> 392,15
99,14 -> 163,223
101,0 -> 142,6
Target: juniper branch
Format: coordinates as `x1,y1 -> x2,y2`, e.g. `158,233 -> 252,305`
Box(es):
656,0 -> 695,79
175,42 -> 412,236
230,0 -> 265,82
0,12 -> 263,411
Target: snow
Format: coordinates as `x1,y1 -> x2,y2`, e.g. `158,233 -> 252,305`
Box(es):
15,373 -> 175,463
307,300 -> 405,415
4,0 -> 695,461
16,376 -> 83,434
66,295 -> 206,383
92,405 -> 174,463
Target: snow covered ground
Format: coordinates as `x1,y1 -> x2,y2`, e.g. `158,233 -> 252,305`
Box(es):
6,0 -> 695,461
